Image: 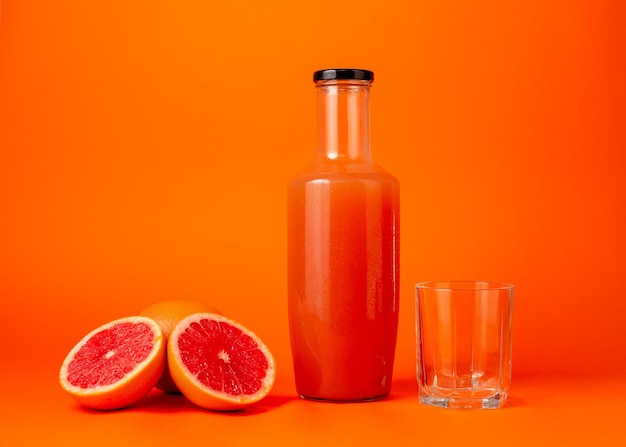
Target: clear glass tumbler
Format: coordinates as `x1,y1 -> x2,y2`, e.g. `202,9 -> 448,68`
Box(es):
415,281 -> 514,409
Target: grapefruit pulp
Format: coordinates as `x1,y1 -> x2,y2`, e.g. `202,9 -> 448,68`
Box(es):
59,316 -> 165,410
139,299 -> 221,393
168,313 -> 276,411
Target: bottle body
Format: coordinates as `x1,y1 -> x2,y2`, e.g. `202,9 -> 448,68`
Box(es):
288,70 -> 399,401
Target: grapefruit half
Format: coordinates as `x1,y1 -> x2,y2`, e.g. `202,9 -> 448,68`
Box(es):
59,316 -> 165,410
168,313 -> 276,411
139,299 -> 221,393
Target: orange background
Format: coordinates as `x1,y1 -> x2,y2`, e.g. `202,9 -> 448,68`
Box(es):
1,1 -> 625,445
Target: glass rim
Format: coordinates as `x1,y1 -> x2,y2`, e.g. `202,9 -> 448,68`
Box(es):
415,280 -> 514,291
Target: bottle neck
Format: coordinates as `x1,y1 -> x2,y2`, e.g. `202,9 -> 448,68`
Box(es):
316,80 -> 372,163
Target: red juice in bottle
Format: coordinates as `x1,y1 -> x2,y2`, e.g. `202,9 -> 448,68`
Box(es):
288,69 -> 399,401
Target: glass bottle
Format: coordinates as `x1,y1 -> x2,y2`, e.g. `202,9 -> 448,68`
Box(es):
288,69 -> 400,401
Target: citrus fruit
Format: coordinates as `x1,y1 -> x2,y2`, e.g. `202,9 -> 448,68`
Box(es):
59,316 -> 165,410
139,299 -> 221,393
168,313 -> 276,411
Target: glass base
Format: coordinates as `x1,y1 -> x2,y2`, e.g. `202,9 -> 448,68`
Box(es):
298,392 -> 389,403
419,389 -> 507,410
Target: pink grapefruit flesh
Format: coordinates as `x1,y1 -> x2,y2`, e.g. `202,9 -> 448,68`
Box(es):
168,313 -> 276,410
59,316 -> 165,410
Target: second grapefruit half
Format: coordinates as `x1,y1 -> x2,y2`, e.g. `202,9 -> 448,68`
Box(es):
168,313 -> 276,411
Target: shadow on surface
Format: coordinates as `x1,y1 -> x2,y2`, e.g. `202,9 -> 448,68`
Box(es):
73,389 -> 296,415
138,389 -> 295,415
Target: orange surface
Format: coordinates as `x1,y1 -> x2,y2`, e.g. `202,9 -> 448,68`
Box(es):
1,1 -> 625,445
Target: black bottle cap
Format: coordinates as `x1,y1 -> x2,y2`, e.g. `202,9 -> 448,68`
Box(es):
313,69 -> 374,82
